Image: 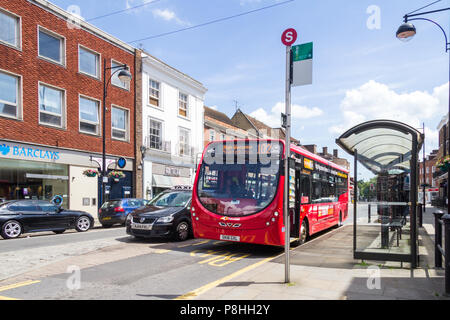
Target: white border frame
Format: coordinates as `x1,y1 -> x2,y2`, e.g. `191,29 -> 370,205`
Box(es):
78,94 -> 101,136
37,25 -> 66,67
0,7 -> 22,51
111,104 -> 130,142
78,44 -> 101,80
0,68 -> 22,120
38,81 -> 67,129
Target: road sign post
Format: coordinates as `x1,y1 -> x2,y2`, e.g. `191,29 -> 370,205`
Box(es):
281,28 -> 297,284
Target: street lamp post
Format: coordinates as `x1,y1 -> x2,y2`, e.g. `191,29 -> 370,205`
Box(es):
101,58 -> 132,205
396,5 -> 449,214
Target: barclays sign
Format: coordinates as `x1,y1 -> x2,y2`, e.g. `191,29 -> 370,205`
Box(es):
0,143 -> 60,161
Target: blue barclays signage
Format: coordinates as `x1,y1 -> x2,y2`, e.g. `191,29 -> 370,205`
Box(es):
0,143 -> 60,161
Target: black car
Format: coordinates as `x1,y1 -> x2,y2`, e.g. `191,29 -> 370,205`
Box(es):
0,200 -> 94,239
126,188 -> 192,241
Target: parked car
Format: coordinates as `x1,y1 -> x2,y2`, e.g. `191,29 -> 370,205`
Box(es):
126,187 -> 192,241
99,198 -> 149,227
0,200 -> 94,239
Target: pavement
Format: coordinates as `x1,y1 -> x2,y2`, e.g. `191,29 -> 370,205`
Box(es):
0,204 -> 448,300
181,206 -> 449,300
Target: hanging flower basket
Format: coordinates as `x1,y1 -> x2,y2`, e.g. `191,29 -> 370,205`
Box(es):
108,170 -> 125,179
83,169 -> 99,177
437,156 -> 450,172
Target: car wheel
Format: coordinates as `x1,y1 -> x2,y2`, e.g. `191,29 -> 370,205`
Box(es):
1,220 -> 22,239
174,220 -> 190,241
75,216 -> 91,232
53,230 -> 66,234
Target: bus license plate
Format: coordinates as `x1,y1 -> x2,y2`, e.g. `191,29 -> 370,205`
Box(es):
220,235 -> 240,242
131,223 -> 152,230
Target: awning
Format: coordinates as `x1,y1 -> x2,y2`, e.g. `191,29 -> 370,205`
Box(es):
336,120 -> 423,175
152,174 -> 192,188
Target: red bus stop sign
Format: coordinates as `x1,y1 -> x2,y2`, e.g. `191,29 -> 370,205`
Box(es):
281,28 -> 297,46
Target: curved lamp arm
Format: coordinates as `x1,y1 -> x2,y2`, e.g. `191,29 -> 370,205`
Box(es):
406,17 -> 449,52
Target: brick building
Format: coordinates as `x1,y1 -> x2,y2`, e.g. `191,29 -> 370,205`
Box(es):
419,149 -> 438,188
0,0 -> 136,219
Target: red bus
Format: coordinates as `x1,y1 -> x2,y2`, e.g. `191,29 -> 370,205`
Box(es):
191,139 -> 349,246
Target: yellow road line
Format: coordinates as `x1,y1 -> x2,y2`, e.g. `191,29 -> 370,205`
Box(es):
0,280 -> 41,293
174,254 -> 278,300
0,296 -> 19,300
175,225 -> 350,300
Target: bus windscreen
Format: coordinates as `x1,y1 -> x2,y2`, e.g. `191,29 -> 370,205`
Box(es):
197,141 -> 282,217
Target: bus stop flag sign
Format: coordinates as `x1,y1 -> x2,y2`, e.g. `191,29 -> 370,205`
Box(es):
292,42 -> 313,86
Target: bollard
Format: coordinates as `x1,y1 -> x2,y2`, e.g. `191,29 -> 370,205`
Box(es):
368,203 -> 371,223
434,210 -> 444,268
443,213 -> 450,295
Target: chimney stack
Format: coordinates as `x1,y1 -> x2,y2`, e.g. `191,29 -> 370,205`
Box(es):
323,147 -> 328,155
333,149 -> 338,158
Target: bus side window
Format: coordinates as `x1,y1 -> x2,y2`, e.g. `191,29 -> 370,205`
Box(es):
300,175 -> 311,204
312,180 -> 321,203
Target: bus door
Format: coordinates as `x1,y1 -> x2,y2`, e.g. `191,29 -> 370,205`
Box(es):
290,165 -> 301,238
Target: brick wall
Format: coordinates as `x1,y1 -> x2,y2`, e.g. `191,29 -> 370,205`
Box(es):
0,0 -> 135,158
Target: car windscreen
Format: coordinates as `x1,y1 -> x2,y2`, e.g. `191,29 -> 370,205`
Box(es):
149,192 -> 191,207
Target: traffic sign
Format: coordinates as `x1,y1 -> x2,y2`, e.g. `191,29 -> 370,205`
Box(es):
291,42 -> 313,87
292,42 -> 313,61
281,28 -> 297,46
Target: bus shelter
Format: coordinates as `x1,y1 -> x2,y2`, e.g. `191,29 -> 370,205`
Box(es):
336,120 -> 423,267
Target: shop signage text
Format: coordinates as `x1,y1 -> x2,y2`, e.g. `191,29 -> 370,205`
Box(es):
0,143 -> 60,160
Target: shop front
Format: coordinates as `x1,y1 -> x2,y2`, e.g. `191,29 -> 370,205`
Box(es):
143,159 -> 193,200
0,140 -> 134,220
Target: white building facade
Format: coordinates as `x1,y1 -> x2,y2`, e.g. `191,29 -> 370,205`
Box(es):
140,53 -> 207,199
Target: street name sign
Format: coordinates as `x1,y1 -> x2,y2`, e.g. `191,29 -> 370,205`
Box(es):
292,42 -> 313,86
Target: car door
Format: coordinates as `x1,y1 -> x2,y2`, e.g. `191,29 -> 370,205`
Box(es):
7,201 -> 47,231
37,201 -> 71,229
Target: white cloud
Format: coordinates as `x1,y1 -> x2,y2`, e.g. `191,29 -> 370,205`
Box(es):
152,8 -> 190,26
209,105 -> 218,111
249,102 -> 324,127
329,80 -> 449,151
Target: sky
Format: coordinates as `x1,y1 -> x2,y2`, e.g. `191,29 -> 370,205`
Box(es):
51,0 -> 449,180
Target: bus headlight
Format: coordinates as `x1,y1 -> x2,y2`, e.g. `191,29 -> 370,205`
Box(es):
158,216 -> 174,223
274,212 -> 279,217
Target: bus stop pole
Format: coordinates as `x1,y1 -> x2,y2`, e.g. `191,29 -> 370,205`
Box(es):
284,45 -> 292,283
